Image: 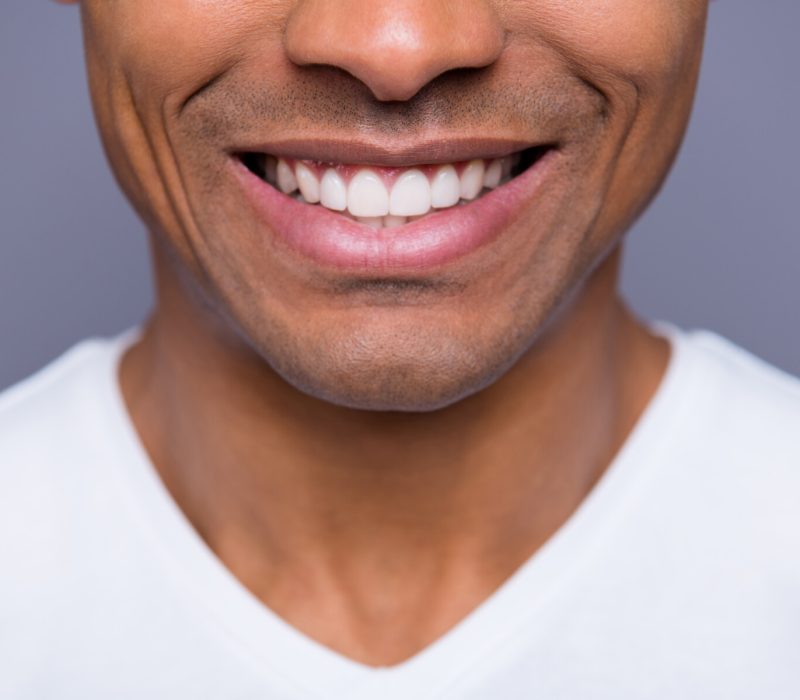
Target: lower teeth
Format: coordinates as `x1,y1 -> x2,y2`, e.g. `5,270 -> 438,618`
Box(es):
290,195 -> 495,229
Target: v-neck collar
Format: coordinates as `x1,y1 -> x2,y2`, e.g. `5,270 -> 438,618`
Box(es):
94,323 -> 697,700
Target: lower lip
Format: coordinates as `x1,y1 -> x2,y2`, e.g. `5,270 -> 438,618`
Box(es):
233,151 -> 556,273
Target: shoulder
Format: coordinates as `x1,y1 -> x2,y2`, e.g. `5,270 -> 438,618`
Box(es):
0,336 -> 122,466
0,334 -> 132,567
676,328 -> 800,457
0,334 -> 152,678
658,327 -> 800,563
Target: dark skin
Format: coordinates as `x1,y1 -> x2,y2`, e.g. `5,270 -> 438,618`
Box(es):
57,0 -> 707,665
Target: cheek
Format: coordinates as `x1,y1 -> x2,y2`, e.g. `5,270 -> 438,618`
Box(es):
84,0 -> 280,106
511,0 -> 705,89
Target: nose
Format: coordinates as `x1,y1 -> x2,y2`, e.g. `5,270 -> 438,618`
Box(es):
284,0 -> 505,102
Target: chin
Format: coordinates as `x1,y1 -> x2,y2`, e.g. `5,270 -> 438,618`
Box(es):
262,323 -> 524,413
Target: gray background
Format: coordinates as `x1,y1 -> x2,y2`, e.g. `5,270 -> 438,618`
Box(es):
1,1 -> 798,391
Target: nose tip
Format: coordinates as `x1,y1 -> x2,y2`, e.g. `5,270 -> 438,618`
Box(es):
284,0 -> 504,102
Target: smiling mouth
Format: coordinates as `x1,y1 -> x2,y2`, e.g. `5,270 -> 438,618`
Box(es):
237,146 -> 549,230
232,141 -> 558,271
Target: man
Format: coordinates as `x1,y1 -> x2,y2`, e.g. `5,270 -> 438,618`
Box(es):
1,0 -> 798,697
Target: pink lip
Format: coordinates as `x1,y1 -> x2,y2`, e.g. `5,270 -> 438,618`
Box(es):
232,150 -> 556,273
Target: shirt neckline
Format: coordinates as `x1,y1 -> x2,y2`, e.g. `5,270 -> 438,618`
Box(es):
95,323 -> 698,700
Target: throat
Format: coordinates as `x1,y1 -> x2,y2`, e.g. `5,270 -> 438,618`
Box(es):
229,541 -> 527,667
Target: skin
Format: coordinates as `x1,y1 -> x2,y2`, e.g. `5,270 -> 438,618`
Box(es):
57,0 -> 707,666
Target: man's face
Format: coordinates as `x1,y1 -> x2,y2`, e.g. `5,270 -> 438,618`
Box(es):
77,0 -> 707,410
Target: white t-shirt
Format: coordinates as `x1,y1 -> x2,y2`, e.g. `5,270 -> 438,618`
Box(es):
0,326 -> 799,699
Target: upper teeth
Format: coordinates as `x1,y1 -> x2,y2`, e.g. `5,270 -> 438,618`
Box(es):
263,154 -> 518,228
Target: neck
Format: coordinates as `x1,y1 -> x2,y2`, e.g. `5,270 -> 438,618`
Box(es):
120,245 -> 668,665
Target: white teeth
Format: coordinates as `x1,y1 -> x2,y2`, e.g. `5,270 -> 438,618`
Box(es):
273,153 -> 521,222
383,215 -> 407,228
320,169 -> 347,211
356,216 -> 383,229
389,169 -> 431,216
430,165 -> 461,209
347,169 -> 390,217
460,160 -> 485,200
484,159 -> 502,189
277,159 -> 298,194
295,162 -> 321,204
354,215 -> 408,229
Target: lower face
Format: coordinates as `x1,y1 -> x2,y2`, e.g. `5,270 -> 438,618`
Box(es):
81,1 -> 707,411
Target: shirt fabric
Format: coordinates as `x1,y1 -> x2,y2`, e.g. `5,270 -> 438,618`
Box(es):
0,325 -> 799,699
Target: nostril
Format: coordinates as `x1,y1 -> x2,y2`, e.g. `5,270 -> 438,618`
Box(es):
284,0 -> 504,103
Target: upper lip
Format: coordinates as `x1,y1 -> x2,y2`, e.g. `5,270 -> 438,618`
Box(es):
231,137 -> 549,167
